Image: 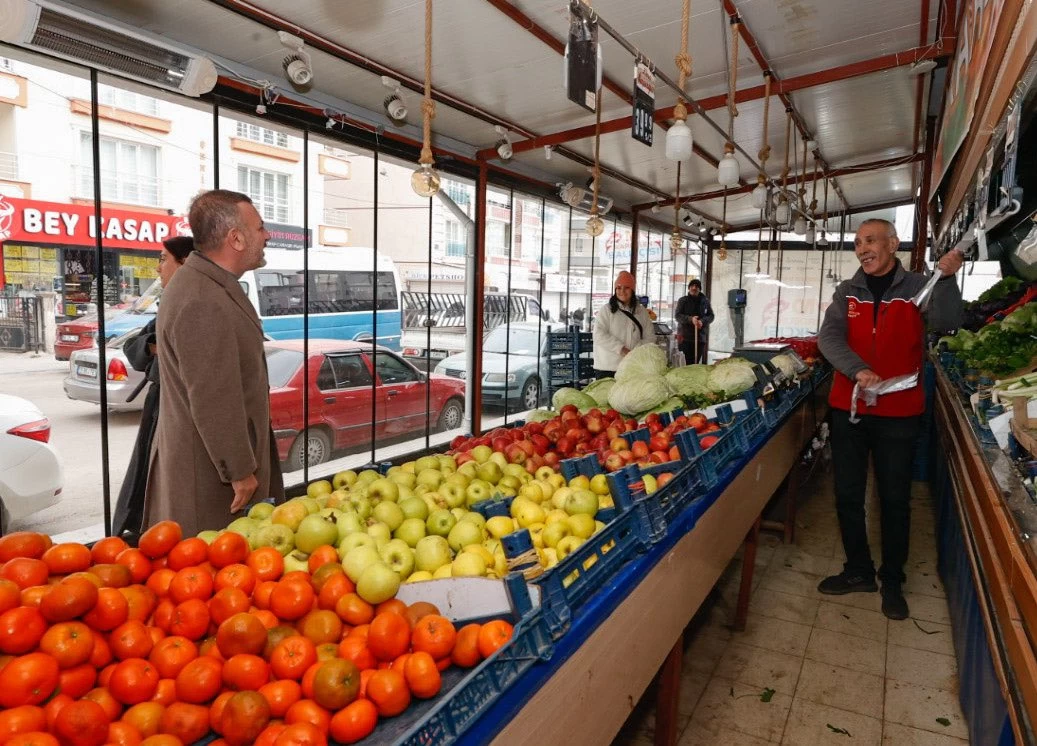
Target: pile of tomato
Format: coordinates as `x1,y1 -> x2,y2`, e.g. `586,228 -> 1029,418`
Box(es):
0,523 -> 514,746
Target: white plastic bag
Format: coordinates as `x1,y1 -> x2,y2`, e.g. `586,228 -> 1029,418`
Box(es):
849,372 -> 920,423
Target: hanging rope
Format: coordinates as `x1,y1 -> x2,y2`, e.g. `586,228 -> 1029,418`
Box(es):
418,0 -> 435,167
799,137 -> 809,211
728,18 -> 740,125
779,108 -> 792,221
718,192 -> 728,261
758,70 -> 772,166
673,0 -> 692,123
810,157 -> 819,215
590,87 -> 603,216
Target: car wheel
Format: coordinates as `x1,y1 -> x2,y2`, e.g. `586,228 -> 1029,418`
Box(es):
521,377 -> 541,411
437,398 -> 464,432
287,428 -> 331,471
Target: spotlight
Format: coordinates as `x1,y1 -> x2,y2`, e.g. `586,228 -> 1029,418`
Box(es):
651,201 -> 661,214
494,126 -> 513,161
908,59 -> 937,75
381,76 -> 407,126
544,145 -> 552,161
256,103 -> 267,115
325,116 -> 336,129
278,31 -> 313,89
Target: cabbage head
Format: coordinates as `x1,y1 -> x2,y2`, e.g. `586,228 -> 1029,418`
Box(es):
707,361 -> 757,399
769,353 -> 798,378
616,344 -> 669,383
608,375 -> 671,415
583,377 -> 616,408
526,408 -> 558,422
640,396 -> 686,418
665,364 -> 713,398
551,387 -> 597,411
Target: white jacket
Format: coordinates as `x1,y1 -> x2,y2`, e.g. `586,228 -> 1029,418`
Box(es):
592,301 -> 654,372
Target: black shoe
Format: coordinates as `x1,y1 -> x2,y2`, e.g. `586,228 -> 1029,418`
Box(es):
881,585 -> 909,620
817,571 -> 878,595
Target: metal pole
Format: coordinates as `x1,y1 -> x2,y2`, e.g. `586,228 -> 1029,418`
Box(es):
370,149 -> 379,462
302,130 -> 309,482
471,162 -> 488,434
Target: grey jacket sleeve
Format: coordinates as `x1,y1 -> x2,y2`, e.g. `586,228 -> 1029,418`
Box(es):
926,276 -> 964,332
818,283 -> 870,381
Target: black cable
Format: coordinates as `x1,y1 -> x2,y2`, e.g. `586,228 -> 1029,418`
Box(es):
370,149 -> 378,463
424,194 -> 432,448
302,130 -> 309,483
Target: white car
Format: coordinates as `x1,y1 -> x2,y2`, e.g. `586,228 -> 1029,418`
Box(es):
0,394 -> 63,527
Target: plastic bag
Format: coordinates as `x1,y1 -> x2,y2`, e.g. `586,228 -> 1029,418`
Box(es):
849,372 -> 920,423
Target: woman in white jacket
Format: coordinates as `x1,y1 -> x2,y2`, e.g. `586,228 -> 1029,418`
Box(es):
593,270 -> 653,377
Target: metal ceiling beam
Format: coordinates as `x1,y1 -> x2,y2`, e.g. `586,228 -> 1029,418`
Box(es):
632,153 -> 925,210
498,41 -> 953,159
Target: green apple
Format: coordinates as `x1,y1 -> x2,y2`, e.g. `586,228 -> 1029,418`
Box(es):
388,471 -> 417,490
336,511 -> 365,541
196,530 -> 218,545
551,487 -> 573,511
528,522 -> 546,549
496,485 -> 517,498
298,497 -> 321,515
512,498 -> 546,529
284,551 -> 310,574
406,570 -> 433,583
460,511 -> 486,531
295,513 -> 340,554
366,521 -> 392,546
476,461 -> 502,486
445,471 -> 471,489
439,481 -> 467,509
541,547 -> 560,568
465,480 -> 492,507
398,497 -> 429,522
394,518 -> 427,548
564,490 -> 599,517
556,535 -> 585,559
433,564 -> 453,579
349,496 -> 372,522
489,452 -> 508,470
436,454 -> 457,473
379,539 -> 415,580
485,515 -> 515,539
448,520 -> 484,553
589,474 -> 611,496
499,475 -> 521,491
325,490 -> 350,509
567,513 -> 596,539
226,516 -> 259,542
270,501 -> 308,532
451,552 -> 486,577
248,503 -> 274,521
458,461 -> 479,478
372,501 -> 405,531
400,461 -> 417,474
519,482 -> 545,504
535,466 -> 556,482
357,469 -> 382,486
396,485 -> 415,503
337,532 -> 376,559
307,480 -> 333,498
319,507 -> 345,521
356,562 -> 400,605
541,520 -> 572,549
252,524 -> 295,555
503,463 -> 528,480
415,455 -> 441,473
450,508 -> 467,522
537,480 -> 555,500
414,535 -> 452,573
332,470 -> 358,490
470,445 -> 493,464
368,478 -> 400,503
426,509 -> 456,537
416,469 -> 443,491
342,545 -> 383,583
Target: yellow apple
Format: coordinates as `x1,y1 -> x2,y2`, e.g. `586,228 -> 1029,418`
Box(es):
485,516 -> 515,539
567,513 -> 596,539
405,570 -> 433,583
568,475 -> 591,492
589,474 -> 611,496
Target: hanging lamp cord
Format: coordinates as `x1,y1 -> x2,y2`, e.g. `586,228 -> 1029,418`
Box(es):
590,88 -> 603,217
673,0 -> 692,119
419,0 -> 435,167
672,161 -> 682,236
758,71 -> 772,165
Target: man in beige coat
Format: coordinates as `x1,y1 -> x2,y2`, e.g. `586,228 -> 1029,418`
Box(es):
144,190 -> 284,535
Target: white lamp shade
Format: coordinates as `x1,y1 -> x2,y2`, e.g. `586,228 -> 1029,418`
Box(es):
751,183 -> 768,210
817,235 -> 829,247
775,202 -> 790,225
665,119 -> 693,162
804,226 -> 815,244
793,216 -> 807,235
717,153 -> 740,188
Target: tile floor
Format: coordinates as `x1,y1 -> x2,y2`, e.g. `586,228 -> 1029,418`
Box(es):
612,468 -> 968,746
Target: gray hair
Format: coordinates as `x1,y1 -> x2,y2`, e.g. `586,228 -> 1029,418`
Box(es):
858,217 -> 897,238
188,190 -> 254,254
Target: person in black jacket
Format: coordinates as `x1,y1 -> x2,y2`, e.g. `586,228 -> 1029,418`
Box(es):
112,236 -> 195,538
674,279 -> 714,364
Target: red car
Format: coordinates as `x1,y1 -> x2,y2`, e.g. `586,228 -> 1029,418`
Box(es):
268,340 -> 466,470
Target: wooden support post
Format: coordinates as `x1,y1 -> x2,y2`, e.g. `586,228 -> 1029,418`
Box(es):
733,515 -> 762,631
654,634 -> 684,746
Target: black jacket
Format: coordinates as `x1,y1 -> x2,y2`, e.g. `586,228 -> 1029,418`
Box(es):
674,294 -> 715,338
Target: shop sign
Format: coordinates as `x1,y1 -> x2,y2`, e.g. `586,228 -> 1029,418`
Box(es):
404,268 -> 466,282
930,0 -> 1008,197
0,196 -> 190,250
632,62 -> 655,146
545,274 -> 590,294
265,222 -> 311,251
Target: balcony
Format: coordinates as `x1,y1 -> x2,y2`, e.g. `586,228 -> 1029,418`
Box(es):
0,152 -> 17,181
73,166 -> 161,208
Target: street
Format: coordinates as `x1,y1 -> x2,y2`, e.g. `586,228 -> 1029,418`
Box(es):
1,350 -> 140,539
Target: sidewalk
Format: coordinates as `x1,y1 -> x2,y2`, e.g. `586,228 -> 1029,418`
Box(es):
0,350 -> 67,376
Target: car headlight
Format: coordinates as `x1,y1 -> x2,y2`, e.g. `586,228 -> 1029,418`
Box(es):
484,373 -> 517,383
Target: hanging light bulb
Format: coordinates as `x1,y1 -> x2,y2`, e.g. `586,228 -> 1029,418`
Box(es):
411,163 -> 441,198
804,225 -> 815,245
775,198 -> 790,226
817,231 -> 829,247
670,228 -> 683,251
751,176 -> 768,210
585,214 -> 605,237
717,143 -> 739,187
666,109 -> 693,162
793,215 -> 807,235
716,242 -> 728,261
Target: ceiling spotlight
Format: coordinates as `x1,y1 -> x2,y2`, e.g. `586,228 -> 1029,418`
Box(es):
278,31 -> 313,89
255,103 -> 266,115
680,209 -> 695,228
698,222 -> 708,235
494,126 -> 513,161
325,116 -> 336,129
908,59 -> 937,76
544,145 -> 552,161
651,201 -> 661,214
381,76 -> 407,126
793,216 -> 807,235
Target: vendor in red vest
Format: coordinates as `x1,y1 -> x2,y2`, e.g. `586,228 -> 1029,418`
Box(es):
817,217 -> 963,621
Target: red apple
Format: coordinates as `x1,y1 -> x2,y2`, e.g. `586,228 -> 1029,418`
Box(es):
505,443 -> 527,464
645,413 -> 661,427
492,437 -> 510,453
456,452 -> 475,466
704,423 -> 721,433
631,441 -> 650,459
544,452 -> 560,467
604,452 -> 625,472
560,404 -> 578,416
450,435 -> 467,450
556,436 -> 574,455
526,422 -> 544,436
605,425 -> 621,440
650,451 -> 668,464
700,435 -> 719,449
668,445 -> 680,461
525,460 -> 538,474
689,413 -> 709,433
620,451 -> 636,464
585,416 -> 604,435
574,442 -> 591,456
610,437 -> 630,452
625,419 -> 638,431
657,473 -> 674,488
515,439 -> 535,457
649,434 -> 670,452
530,434 -> 550,456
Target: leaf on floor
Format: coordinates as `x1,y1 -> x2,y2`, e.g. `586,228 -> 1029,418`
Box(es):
729,686 -> 735,697
841,613 -> 850,620
760,687 -> 775,702
826,723 -> 852,736
936,717 -> 951,727
913,619 -> 940,635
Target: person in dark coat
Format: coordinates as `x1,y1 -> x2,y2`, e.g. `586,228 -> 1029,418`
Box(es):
674,279 -> 714,364
111,236 -> 195,538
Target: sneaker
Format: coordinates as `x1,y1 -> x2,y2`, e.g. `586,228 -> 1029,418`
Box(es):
817,572 -> 878,595
881,585 -> 909,620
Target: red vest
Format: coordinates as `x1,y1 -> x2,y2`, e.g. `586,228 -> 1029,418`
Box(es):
829,294 -> 926,417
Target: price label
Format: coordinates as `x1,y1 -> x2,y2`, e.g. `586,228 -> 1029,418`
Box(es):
632,62 -> 655,147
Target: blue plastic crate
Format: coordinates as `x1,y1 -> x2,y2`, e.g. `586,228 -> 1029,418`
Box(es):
674,415 -> 748,484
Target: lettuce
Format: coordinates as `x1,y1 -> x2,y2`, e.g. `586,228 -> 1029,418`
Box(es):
608,376 -> 671,415
708,360 -> 757,398
665,365 -> 713,398
526,408 -> 558,422
616,344 -> 669,382
769,353 -> 798,378
551,387 -> 597,411
640,397 -> 686,418
583,377 -> 616,407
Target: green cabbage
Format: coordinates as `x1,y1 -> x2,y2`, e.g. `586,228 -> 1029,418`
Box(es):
551,387 -> 597,411
582,377 -> 616,407
708,360 -> 757,398
526,408 -> 558,422
665,365 -> 713,398
769,353 -> 797,378
640,397 -> 686,418
608,375 -> 671,415
616,344 -> 669,382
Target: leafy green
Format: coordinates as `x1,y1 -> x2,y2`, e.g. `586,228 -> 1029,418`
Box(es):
1000,303 -> 1037,335
760,687 -> 776,703
582,377 -> 616,408
708,360 -> 758,398
526,408 -> 558,422
551,387 -> 598,411
977,276 -> 1023,303
962,325 -> 1037,375
608,376 -> 671,415
936,718 -> 951,727
616,344 -> 669,382
826,724 -> 851,736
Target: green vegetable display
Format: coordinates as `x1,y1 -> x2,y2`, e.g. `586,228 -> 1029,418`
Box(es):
961,324 -> 1037,375
551,387 -> 598,411
615,344 -> 669,382
707,359 -> 758,398
608,375 -> 672,416
582,377 -> 616,407
976,276 -> 1023,304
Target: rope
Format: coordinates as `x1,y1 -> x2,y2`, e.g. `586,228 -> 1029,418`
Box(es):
506,547 -> 545,580
810,158 -> 819,214
799,138 -> 808,210
758,71 -> 772,164
728,20 -> 740,123
419,0 -> 435,166
672,161 -> 682,237
590,89 -> 603,215
676,0 -> 692,87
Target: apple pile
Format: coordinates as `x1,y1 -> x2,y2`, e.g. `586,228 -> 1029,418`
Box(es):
0,526 -> 515,746
450,405 -> 723,475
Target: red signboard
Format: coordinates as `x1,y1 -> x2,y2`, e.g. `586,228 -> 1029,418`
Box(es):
0,196 -> 190,251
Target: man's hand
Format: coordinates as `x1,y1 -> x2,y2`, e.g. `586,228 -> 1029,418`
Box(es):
692,316 -> 702,329
855,369 -> 882,388
230,474 -> 259,513
937,249 -> 964,276
620,347 -> 630,356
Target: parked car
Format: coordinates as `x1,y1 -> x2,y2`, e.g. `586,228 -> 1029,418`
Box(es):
268,340 -> 466,470
55,283 -> 161,361
433,322 -> 565,412
0,394 -> 63,527
63,328 -> 149,412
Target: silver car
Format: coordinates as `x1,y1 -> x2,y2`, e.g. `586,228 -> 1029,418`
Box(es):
63,329 -> 149,412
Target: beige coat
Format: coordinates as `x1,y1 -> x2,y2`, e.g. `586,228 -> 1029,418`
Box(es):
144,252 -> 284,535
